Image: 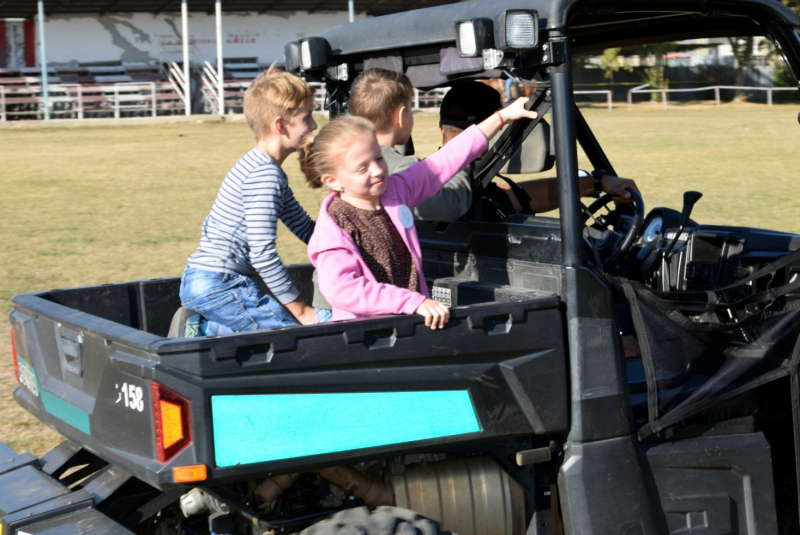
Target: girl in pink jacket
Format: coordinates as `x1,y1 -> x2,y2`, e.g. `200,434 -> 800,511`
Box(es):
301,98 -> 537,329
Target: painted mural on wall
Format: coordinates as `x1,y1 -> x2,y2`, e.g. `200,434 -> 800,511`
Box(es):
42,11 -> 360,66
0,20 -> 34,68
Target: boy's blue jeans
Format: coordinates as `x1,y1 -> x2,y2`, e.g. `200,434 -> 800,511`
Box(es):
180,267 -> 330,336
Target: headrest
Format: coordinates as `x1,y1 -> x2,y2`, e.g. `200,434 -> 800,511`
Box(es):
439,81 -> 502,130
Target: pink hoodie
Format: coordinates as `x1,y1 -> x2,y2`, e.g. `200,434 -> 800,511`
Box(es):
307,125 -> 488,321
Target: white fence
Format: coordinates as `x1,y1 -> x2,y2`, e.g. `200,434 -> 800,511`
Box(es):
1,81 -> 185,121
7,80 -> 793,121
574,90 -> 613,110
627,83 -> 799,110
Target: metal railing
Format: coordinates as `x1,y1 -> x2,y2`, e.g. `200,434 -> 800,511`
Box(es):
627,83 -> 799,110
111,82 -> 159,118
574,90 -> 613,110
413,88 -> 449,109
168,62 -> 189,115
0,81 -> 183,121
6,80 -> 795,121
200,61 -> 223,115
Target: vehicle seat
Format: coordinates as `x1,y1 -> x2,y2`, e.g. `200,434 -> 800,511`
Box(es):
167,307 -> 207,338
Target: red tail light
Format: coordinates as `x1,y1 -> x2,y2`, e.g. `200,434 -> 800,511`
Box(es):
151,382 -> 192,463
10,326 -> 19,385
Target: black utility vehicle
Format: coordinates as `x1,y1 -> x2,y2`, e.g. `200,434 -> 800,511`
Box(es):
4,0 -> 800,533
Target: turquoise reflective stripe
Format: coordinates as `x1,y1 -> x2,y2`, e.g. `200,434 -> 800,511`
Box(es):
19,358 -> 91,435
40,391 -> 91,436
212,391 -> 480,468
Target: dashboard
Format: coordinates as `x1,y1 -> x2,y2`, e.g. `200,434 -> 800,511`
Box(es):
631,207 -> 800,302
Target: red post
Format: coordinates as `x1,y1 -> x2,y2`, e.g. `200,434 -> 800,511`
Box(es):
24,20 -> 36,67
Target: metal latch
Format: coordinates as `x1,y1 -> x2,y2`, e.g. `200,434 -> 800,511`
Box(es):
57,325 -> 84,377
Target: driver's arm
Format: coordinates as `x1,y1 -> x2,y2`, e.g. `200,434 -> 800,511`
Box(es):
497,174 -> 640,214
592,174 -> 640,203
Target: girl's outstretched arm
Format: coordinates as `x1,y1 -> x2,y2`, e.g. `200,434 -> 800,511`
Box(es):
476,97 -> 539,140
392,98 -> 538,208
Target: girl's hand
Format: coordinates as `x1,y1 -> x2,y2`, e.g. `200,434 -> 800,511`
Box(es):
499,97 -> 539,123
477,98 -> 538,140
415,298 -> 450,330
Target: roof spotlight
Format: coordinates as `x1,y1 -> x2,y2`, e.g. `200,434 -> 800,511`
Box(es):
284,42 -> 301,73
298,37 -> 332,71
326,63 -> 349,81
494,10 -> 538,51
456,18 -> 494,58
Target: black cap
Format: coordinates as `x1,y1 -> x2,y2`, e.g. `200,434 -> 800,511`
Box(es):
440,81 -> 502,129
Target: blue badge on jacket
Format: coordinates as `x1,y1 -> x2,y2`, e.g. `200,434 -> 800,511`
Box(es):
399,205 -> 414,229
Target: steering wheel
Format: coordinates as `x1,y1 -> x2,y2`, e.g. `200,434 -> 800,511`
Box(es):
582,189 -> 645,269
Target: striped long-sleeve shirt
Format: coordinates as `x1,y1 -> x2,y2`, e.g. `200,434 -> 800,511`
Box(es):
186,149 -> 315,304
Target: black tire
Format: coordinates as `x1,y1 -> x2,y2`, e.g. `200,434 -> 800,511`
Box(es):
298,506 -> 456,535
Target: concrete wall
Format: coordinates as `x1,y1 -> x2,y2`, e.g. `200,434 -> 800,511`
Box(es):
38,11 -> 364,66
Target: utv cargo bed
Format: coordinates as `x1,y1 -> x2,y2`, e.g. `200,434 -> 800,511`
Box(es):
9,264 -> 568,489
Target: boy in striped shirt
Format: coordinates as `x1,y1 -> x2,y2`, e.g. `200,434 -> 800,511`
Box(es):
180,67 -> 321,334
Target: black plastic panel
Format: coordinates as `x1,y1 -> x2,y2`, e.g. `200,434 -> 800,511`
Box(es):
0,466 -> 68,515
645,432 -> 778,534
16,508 -> 135,535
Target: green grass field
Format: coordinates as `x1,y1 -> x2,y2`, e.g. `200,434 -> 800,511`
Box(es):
2,102 -> 800,456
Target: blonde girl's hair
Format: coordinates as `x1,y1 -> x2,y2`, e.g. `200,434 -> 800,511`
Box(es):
244,63 -> 313,141
349,68 -> 414,132
298,116 -> 376,189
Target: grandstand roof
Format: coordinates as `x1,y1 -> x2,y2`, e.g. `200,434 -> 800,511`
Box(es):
0,0 -> 457,19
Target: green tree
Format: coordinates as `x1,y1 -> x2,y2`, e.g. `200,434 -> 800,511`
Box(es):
634,43 -> 675,102
598,47 -> 633,83
728,36 -> 755,99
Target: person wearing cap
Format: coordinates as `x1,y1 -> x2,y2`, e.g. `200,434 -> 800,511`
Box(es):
413,81 -> 639,222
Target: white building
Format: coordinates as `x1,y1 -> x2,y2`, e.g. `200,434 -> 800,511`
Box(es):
1,1 -> 455,69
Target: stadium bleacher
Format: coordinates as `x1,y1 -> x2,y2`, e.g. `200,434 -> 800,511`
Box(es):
1,59 -> 447,121
198,58 -> 291,114
0,62 -> 185,121
197,59 -> 445,116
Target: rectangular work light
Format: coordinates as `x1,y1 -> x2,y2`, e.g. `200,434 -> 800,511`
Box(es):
284,42 -> 301,73
326,63 -> 349,81
494,10 -> 538,51
299,37 -> 332,71
456,18 -> 494,58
